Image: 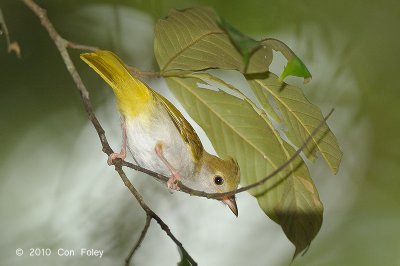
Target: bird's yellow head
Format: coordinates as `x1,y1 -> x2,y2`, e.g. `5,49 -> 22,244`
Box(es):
184,153 -> 240,216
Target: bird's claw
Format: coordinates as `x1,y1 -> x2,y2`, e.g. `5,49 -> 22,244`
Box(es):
107,152 -> 126,165
167,176 -> 181,192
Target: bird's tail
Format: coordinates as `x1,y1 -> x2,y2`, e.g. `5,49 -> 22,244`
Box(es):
80,50 -> 152,117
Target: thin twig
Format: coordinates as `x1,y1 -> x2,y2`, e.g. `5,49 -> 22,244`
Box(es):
21,1 -> 196,265
125,215 -> 151,265
67,41 -> 98,51
127,65 -> 161,78
0,8 -> 21,57
114,164 -> 197,265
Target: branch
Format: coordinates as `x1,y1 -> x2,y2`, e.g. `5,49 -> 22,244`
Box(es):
125,215 -> 151,266
113,164 -> 197,265
0,8 -> 21,57
21,1 -> 197,265
127,65 -> 161,78
66,41 -> 98,52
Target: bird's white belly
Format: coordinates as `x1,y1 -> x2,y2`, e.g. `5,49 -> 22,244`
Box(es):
125,110 -> 195,178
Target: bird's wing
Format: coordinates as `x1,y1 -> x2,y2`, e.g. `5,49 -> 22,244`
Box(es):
151,91 -> 204,162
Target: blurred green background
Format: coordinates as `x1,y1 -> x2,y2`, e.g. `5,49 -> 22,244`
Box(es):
1,0 -> 399,265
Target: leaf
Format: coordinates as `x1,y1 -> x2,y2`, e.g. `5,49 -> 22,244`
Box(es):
247,72 -> 342,173
154,7 -> 271,74
262,39 -> 312,83
280,54 -> 311,83
216,18 -> 311,83
177,247 -> 194,266
278,167 -> 323,258
216,16 -> 260,70
165,76 -> 323,256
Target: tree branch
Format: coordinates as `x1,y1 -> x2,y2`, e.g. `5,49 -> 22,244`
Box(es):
0,8 -> 21,57
125,215 -> 151,266
66,41 -> 99,52
127,65 -> 161,78
21,1 -> 196,265
113,164 -> 197,265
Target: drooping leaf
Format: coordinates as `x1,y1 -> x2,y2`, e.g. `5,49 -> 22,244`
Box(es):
154,7 -> 271,74
177,247 -> 194,266
276,162 -> 324,258
247,72 -> 342,173
165,76 -> 323,256
262,38 -> 312,83
280,54 -> 311,83
216,18 -> 312,83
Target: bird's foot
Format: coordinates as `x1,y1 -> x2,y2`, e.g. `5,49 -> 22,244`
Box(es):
107,152 -> 126,165
167,174 -> 181,192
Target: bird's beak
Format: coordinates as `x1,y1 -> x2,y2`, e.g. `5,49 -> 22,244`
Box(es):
223,196 -> 238,217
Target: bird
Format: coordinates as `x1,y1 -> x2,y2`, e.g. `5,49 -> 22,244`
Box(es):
80,50 -> 240,216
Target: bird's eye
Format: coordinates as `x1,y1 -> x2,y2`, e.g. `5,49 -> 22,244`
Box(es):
214,175 -> 224,185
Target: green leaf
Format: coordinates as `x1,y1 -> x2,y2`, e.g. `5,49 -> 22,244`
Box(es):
215,18 -> 312,83
262,39 -> 312,83
280,54 -> 312,83
165,76 -> 323,256
216,16 -> 260,70
154,7 -> 271,74
247,72 -> 342,173
177,247 -> 194,266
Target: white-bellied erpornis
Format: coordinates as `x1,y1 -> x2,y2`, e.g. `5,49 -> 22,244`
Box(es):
80,51 -> 240,216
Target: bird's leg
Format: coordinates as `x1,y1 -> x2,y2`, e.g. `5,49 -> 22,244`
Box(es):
155,143 -> 181,191
108,116 -> 127,165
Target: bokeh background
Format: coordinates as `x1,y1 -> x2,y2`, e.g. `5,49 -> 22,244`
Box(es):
1,0 -> 399,265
